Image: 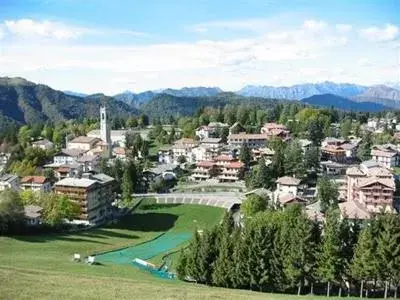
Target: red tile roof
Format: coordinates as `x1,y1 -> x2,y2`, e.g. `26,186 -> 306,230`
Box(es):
214,155 -> 235,161
227,161 -> 244,169
21,176 -> 48,184
197,161 -> 215,168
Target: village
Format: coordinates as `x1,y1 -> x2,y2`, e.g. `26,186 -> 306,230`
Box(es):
0,105 -> 399,227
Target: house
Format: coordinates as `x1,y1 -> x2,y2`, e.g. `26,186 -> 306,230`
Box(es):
371,144 -> 399,169
31,139 -> 54,150
260,123 -> 290,140
54,164 -> 82,180
24,205 -> 43,226
195,126 -> 217,139
113,147 -> 127,160
191,161 -> 218,181
67,136 -> 101,151
228,133 -> 269,149
321,138 -> 358,163
158,146 -> 173,164
275,176 -> 301,195
53,149 -> 87,165
218,161 -> 245,183
171,143 -> 195,164
148,163 -> 177,181
200,138 -> 224,150
20,176 -> 51,193
87,129 -> 128,147
320,161 -> 353,176
0,174 -> 20,191
321,144 -> 346,163
54,173 -> 115,225
343,160 -> 395,217
338,201 -> 371,220
192,146 -> 215,162
278,194 -> 307,207
76,155 -> 100,172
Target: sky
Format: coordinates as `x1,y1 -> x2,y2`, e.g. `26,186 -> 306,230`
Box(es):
0,0 -> 399,94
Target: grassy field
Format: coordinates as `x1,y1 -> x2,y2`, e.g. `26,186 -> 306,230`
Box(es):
0,201 -> 358,299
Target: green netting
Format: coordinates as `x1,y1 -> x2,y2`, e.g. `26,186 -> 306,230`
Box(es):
96,232 -> 191,264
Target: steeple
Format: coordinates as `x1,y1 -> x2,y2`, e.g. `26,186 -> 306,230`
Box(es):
100,105 -> 112,157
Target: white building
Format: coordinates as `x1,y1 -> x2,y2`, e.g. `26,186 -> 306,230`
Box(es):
31,139 -> 54,150
371,145 -> 399,169
0,174 -> 20,191
274,176 -> 301,204
20,176 -> 51,193
53,149 -> 87,165
67,136 -> 101,151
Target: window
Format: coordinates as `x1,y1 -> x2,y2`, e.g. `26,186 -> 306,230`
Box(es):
102,113 -> 105,120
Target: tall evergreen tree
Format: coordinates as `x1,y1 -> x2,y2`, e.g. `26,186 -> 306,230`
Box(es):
239,143 -> 252,166
317,210 -> 342,297
351,223 -> 379,298
284,140 -> 305,178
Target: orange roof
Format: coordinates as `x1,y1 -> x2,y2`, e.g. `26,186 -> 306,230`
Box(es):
197,161 -> 215,168
214,155 -> 235,161
227,161 -> 244,169
21,176 -> 48,184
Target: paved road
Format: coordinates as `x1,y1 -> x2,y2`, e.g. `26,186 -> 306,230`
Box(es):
132,192 -> 243,209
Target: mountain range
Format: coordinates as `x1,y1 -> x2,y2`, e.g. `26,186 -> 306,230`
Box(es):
1,76 -> 400,134
0,77 -> 137,131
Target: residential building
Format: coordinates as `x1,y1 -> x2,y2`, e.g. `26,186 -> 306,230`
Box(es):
200,138 -> 224,150
0,174 -> 20,191
67,136 -> 101,151
31,139 -> 54,150
54,164 -> 82,180
321,137 -> 358,163
24,205 -> 43,226
54,173 -> 115,225
260,122 -> 290,140
113,147 -> 127,160
171,143 -> 195,164
195,125 -> 217,139
228,133 -> 269,149
278,194 -> 307,207
87,129 -> 128,148
53,148 -> 87,165
218,161 -> 245,183
20,176 -> 51,193
275,176 -> 301,196
191,161 -> 218,181
158,147 -> 173,164
342,160 -> 395,218
371,144 -> 399,169
192,146 -> 214,162
77,155 -> 100,172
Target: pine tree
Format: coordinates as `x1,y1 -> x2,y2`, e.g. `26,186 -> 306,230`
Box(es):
212,215 -> 235,287
351,223 -> 378,298
317,210 -> 342,297
376,215 -> 400,299
196,227 -> 219,285
239,144 -> 252,166
121,167 -> 133,202
284,140 -> 305,178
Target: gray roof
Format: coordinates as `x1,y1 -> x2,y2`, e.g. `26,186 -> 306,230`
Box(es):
0,174 -> 18,183
24,205 -> 43,219
201,137 -> 223,144
55,177 -> 98,188
32,139 -> 53,146
361,159 -> 383,169
149,163 -> 177,175
77,155 -> 99,163
56,148 -> 87,157
91,173 -> 115,184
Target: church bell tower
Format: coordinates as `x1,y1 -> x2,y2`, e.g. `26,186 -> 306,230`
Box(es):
100,105 -> 112,157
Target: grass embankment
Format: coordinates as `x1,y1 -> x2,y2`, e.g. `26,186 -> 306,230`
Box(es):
0,200 -> 227,299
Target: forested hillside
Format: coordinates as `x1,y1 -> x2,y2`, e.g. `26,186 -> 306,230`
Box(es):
0,77 -> 138,131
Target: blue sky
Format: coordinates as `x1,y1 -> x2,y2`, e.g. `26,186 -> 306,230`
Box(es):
0,0 -> 399,94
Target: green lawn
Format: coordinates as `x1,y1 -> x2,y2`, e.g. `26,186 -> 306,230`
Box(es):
0,201 -> 359,299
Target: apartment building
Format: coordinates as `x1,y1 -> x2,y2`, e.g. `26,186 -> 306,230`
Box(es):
340,160 -> 395,219
54,173 -> 115,225
218,161 -> 245,183
191,161 -> 218,181
228,133 -> 269,149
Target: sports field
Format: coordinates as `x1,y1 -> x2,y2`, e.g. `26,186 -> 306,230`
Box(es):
0,200 -> 358,299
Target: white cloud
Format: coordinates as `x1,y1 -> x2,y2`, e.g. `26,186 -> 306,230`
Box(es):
360,24 -> 399,42
1,18 -> 148,41
0,18 -> 397,94
0,27 -> 4,40
336,24 -> 352,33
302,20 -> 327,32
4,19 -> 83,40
